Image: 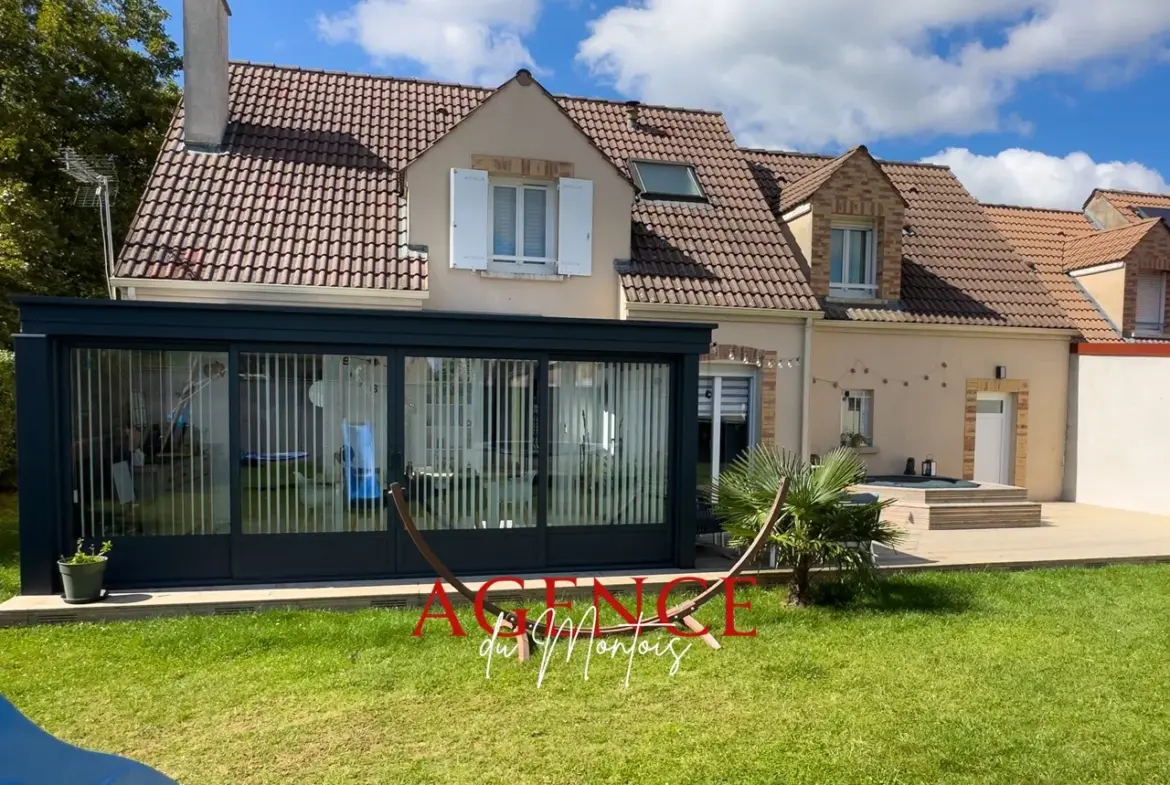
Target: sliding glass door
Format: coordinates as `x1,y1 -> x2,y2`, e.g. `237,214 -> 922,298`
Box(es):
232,350 -> 396,580
68,347 -> 234,584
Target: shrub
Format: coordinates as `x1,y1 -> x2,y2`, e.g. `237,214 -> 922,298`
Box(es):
713,445 -> 901,605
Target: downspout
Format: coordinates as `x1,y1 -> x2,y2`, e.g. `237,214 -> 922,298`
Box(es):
800,315 -> 813,459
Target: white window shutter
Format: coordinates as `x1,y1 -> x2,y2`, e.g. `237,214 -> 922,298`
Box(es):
450,168 -> 489,270
557,177 -> 593,276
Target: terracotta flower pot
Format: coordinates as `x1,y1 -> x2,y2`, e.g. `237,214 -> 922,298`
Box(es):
58,558 -> 108,604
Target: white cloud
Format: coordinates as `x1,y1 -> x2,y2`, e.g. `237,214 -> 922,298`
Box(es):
923,148 -> 1170,209
577,0 -> 1170,148
317,0 -> 541,85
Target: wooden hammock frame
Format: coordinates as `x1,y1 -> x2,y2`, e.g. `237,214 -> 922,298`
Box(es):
389,477 -> 789,661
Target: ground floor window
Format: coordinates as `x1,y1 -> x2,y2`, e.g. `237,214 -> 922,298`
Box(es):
840,389 -> 874,448
697,373 -> 755,489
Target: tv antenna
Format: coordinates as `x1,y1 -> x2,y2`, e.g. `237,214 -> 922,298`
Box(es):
61,148 -> 119,298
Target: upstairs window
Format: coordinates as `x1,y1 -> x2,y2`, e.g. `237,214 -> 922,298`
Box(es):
449,168 -> 594,277
629,161 -> 706,202
829,224 -> 876,299
1135,272 -> 1167,334
490,180 -> 554,268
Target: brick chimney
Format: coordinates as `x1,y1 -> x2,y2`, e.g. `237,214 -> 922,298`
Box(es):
182,0 -> 231,152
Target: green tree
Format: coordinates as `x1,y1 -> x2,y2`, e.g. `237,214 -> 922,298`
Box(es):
0,0 -> 180,342
714,445 -> 901,606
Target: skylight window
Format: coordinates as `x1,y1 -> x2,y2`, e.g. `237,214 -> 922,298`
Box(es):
1136,206 -> 1170,222
629,161 -> 706,202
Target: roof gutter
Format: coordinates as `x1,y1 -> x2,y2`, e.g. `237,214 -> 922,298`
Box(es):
112,278 -> 430,304
624,302 -> 824,323
814,319 -> 1078,340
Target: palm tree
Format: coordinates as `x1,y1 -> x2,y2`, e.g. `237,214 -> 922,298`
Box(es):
713,445 -> 900,605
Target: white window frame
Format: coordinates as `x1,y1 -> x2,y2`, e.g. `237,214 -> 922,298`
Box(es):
699,369 -> 758,487
487,178 -> 556,272
1134,271 -> 1167,335
840,389 -> 874,447
829,222 -> 877,299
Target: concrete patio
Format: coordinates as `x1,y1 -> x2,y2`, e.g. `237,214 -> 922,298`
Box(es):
4,502 -> 1170,626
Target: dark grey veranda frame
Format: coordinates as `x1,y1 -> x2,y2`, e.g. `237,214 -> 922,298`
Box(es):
14,297 -> 712,594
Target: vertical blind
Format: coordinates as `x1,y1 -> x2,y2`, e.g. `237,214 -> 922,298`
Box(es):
70,348 -> 230,538
405,357 -> 537,530
548,361 -> 671,526
240,353 -> 388,534
69,352 -> 675,538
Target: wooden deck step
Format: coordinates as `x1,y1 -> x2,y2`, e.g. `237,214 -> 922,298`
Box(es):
886,501 -> 1043,531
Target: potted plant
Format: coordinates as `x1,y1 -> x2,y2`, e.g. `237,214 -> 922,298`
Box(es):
839,431 -> 871,449
58,539 -> 112,604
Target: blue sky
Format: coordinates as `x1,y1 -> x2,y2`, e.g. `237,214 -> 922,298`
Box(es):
160,0 -> 1170,208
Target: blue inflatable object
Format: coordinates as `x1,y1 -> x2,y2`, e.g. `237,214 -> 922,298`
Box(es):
342,419 -> 382,506
0,695 -> 177,784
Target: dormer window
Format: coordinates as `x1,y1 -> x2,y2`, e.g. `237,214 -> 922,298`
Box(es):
629,161 -> 706,203
829,222 -> 877,299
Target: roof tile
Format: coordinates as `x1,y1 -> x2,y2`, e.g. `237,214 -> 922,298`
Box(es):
982,204 -> 1120,342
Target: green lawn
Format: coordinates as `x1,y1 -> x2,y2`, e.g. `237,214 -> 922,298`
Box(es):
0,492 -> 17,601
3,498 -> 1170,783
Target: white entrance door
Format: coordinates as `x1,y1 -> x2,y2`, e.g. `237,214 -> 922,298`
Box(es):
973,393 -> 1013,485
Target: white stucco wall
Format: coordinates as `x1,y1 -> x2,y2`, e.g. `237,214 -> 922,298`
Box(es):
1066,353 -> 1170,514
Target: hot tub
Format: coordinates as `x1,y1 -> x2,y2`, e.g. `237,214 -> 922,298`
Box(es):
852,475 -> 1040,530
863,475 -> 978,490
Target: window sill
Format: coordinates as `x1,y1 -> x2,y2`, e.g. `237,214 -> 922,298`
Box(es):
1134,328 -> 1168,339
477,269 -> 565,282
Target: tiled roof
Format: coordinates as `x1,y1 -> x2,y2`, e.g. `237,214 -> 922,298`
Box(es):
1062,218 -> 1162,272
1089,189 -> 1170,223
982,205 -> 1120,343
119,62 -> 819,310
744,150 -> 1073,329
775,148 -> 855,213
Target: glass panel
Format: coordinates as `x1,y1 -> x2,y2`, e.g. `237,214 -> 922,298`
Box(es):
847,229 -> 869,284
70,349 -> 230,537
522,187 -> 547,259
239,353 -> 388,534
633,162 -> 702,198
492,185 -> 517,256
697,377 -> 714,490
976,399 -> 1004,414
548,361 -> 670,526
830,228 -> 844,284
717,377 -> 752,475
405,357 -> 537,530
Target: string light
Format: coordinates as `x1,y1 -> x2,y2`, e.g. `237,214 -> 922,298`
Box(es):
813,359 -> 952,390
703,343 -> 802,371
